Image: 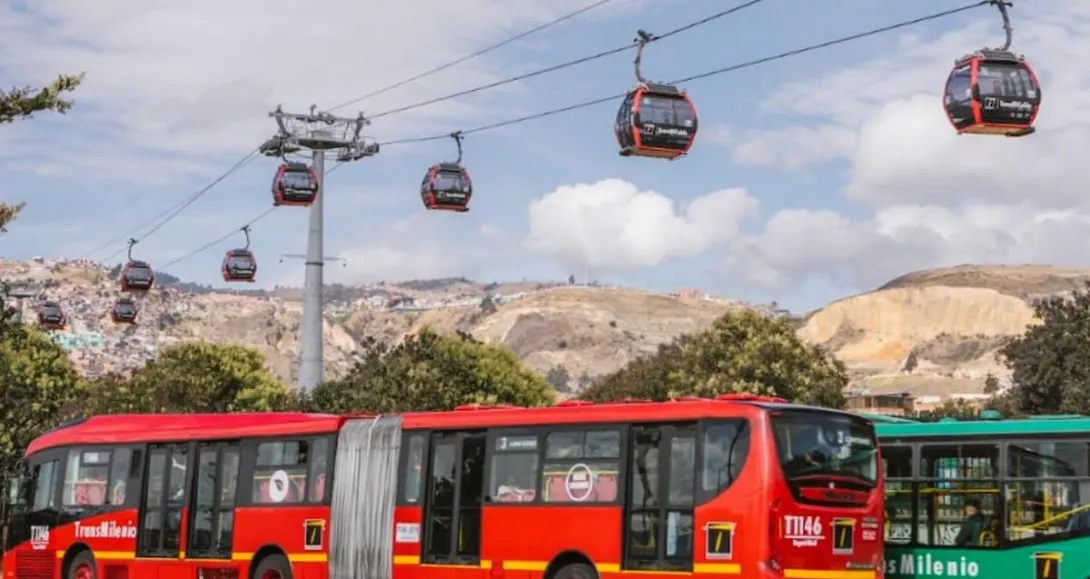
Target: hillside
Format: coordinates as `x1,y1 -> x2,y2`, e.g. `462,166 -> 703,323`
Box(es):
802,265 -> 1090,397
1,259 -> 744,386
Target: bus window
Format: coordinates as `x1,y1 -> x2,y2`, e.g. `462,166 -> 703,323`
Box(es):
700,419 -> 750,500
542,429 -> 620,503
401,434 -> 426,504
108,448 -> 132,506
883,446 -> 913,545
489,433 -> 539,503
308,437 -> 330,502
63,449 -> 110,507
1006,440 -> 1090,543
252,440 -> 309,504
919,443 -> 999,548
32,461 -> 58,512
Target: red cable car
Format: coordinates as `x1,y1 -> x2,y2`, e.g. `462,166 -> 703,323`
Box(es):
38,301 -> 66,331
615,30 -> 698,160
943,2 -> 1040,137
222,226 -> 258,282
111,297 -> 139,325
421,133 -> 472,212
271,161 -> 319,207
119,239 -> 154,292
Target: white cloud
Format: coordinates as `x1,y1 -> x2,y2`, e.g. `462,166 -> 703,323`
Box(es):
0,0 -> 618,181
716,0 -> 1090,293
730,0 -> 1090,207
327,213 -> 498,284
729,202 -> 1090,291
526,178 -> 758,270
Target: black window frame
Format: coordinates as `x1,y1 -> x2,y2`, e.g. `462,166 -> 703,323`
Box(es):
137,442 -> 192,558
483,428 -> 541,505
398,430 -> 430,506
880,435 -> 1090,552
241,434 -> 333,507
186,441 -> 241,560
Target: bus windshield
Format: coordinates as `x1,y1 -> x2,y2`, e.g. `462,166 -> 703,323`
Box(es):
772,410 -> 878,485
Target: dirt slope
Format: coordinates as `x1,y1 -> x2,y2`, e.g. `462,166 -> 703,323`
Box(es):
801,265 -> 1090,395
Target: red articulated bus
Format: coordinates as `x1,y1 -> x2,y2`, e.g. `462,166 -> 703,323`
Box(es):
2,394 -> 884,579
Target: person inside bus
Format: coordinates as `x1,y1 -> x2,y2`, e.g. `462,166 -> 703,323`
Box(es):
954,499 -> 989,546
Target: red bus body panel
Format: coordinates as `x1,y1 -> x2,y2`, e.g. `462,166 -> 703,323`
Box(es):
7,404 -> 881,579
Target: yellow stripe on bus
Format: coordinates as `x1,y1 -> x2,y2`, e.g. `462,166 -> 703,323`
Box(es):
394,557 -> 743,575
54,551 -> 326,564
784,570 -> 876,579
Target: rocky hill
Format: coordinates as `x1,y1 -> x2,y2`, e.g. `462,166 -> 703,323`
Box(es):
800,265 -> 1090,397
9,258 -> 1079,400
1,259 -> 749,386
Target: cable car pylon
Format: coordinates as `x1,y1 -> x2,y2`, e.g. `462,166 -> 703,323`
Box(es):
258,104 -> 379,393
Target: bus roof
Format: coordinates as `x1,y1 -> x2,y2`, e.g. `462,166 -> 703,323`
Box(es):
875,415 -> 1090,440
26,398 -> 869,456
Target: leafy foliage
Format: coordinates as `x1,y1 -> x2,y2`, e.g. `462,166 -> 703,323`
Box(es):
307,328 -> 554,414
909,398 -> 981,422
0,289 -> 84,481
0,202 -> 24,232
0,74 -> 84,124
580,337 -> 690,402
582,309 -> 848,407
82,341 -> 294,414
998,281 -> 1090,415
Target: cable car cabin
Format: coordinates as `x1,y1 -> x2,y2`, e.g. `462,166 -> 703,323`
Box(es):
37,301 -> 66,331
420,162 -> 472,212
120,260 -> 154,292
271,162 -> 319,207
222,249 -> 257,282
615,83 -> 698,159
111,298 -> 139,324
944,50 -> 1041,137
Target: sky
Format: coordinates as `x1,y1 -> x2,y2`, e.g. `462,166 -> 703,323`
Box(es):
1,0 -> 1087,313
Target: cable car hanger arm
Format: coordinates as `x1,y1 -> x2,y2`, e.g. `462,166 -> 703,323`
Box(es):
241,225 -> 251,251
989,0 -> 1014,52
451,132 -> 464,164
127,238 -> 138,261
633,29 -> 655,84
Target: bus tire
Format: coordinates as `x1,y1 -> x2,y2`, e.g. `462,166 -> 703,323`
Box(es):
553,562 -> 597,579
253,553 -> 293,579
67,551 -> 96,579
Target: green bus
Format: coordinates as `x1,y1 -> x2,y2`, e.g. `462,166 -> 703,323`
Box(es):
872,412 -> 1090,579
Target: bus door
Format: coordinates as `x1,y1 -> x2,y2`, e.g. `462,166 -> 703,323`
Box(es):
185,442 -> 241,563
623,423 -> 697,572
136,443 -> 192,576
422,430 -> 486,568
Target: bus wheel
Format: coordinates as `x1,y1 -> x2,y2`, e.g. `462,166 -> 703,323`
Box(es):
553,562 -> 597,579
67,552 -> 96,579
253,554 -> 293,579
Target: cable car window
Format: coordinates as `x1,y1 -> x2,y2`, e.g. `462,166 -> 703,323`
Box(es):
228,255 -> 253,268
947,65 -> 972,105
433,173 -> 465,192
282,172 -> 314,189
978,64 -> 1034,98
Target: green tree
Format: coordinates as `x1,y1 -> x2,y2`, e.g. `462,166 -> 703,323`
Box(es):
911,398 -> 981,422
580,338 -> 690,402
983,372 -> 1000,395
1,74 -> 83,124
308,328 -> 554,413
83,341 -> 293,414
584,310 -> 848,407
0,290 -> 84,482
998,282 -> 1090,415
